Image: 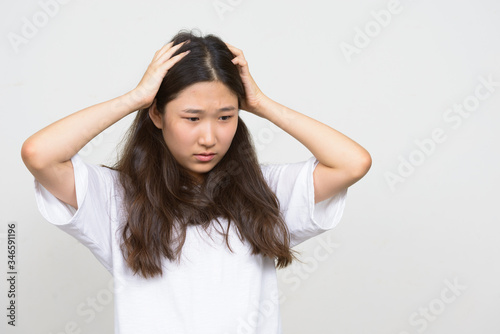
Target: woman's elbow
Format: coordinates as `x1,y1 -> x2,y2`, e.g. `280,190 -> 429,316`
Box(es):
352,152 -> 372,179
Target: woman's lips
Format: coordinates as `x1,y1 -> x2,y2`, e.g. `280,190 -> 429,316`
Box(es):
194,154 -> 215,162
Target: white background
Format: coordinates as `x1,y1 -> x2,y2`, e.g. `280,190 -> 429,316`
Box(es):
1,0 -> 499,333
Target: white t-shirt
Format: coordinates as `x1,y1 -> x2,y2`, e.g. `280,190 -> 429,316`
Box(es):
33,153 -> 347,334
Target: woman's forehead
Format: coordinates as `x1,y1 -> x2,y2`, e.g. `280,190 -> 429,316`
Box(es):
166,81 -> 238,112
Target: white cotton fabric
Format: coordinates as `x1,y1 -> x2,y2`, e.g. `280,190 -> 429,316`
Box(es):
33,153 -> 347,334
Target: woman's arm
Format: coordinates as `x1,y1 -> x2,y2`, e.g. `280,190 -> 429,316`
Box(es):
21,93 -> 142,169
254,97 -> 371,203
226,43 -> 372,203
21,40 -> 190,209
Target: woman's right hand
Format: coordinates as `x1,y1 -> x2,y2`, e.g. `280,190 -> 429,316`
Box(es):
129,40 -> 190,110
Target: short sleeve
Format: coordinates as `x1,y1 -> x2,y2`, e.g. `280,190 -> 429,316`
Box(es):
260,156 -> 348,248
33,153 -> 116,273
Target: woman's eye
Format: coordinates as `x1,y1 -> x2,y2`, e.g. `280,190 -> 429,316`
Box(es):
184,116 -> 232,122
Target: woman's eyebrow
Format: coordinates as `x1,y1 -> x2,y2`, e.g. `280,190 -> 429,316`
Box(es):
180,106 -> 237,114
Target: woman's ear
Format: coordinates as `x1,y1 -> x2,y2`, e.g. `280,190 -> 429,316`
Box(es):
148,99 -> 163,129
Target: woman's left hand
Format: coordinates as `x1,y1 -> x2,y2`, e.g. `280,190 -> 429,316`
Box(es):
225,43 -> 268,116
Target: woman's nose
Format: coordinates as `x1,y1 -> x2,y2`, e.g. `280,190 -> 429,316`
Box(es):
198,122 -> 216,146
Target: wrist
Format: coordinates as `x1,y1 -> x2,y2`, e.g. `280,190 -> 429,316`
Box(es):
254,95 -> 277,118
123,88 -> 153,111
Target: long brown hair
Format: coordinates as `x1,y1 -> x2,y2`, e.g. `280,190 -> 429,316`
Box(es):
105,29 -> 300,279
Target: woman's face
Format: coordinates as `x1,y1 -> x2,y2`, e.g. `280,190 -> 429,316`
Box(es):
149,81 -> 239,182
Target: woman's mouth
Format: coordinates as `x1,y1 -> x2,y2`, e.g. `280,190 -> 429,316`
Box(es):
194,154 -> 216,162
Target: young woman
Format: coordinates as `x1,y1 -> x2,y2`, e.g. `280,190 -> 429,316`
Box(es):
21,30 -> 371,334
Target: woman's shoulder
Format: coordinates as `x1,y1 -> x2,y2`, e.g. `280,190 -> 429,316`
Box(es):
70,153 -> 123,190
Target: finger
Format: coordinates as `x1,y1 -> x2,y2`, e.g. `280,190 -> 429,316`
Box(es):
225,43 -> 243,56
231,55 -> 247,68
225,42 -> 238,51
157,40 -> 190,62
159,40 -> 190,60
161,50 -> 191,71
152,41 -> 174,62
227,49 -> 246,66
